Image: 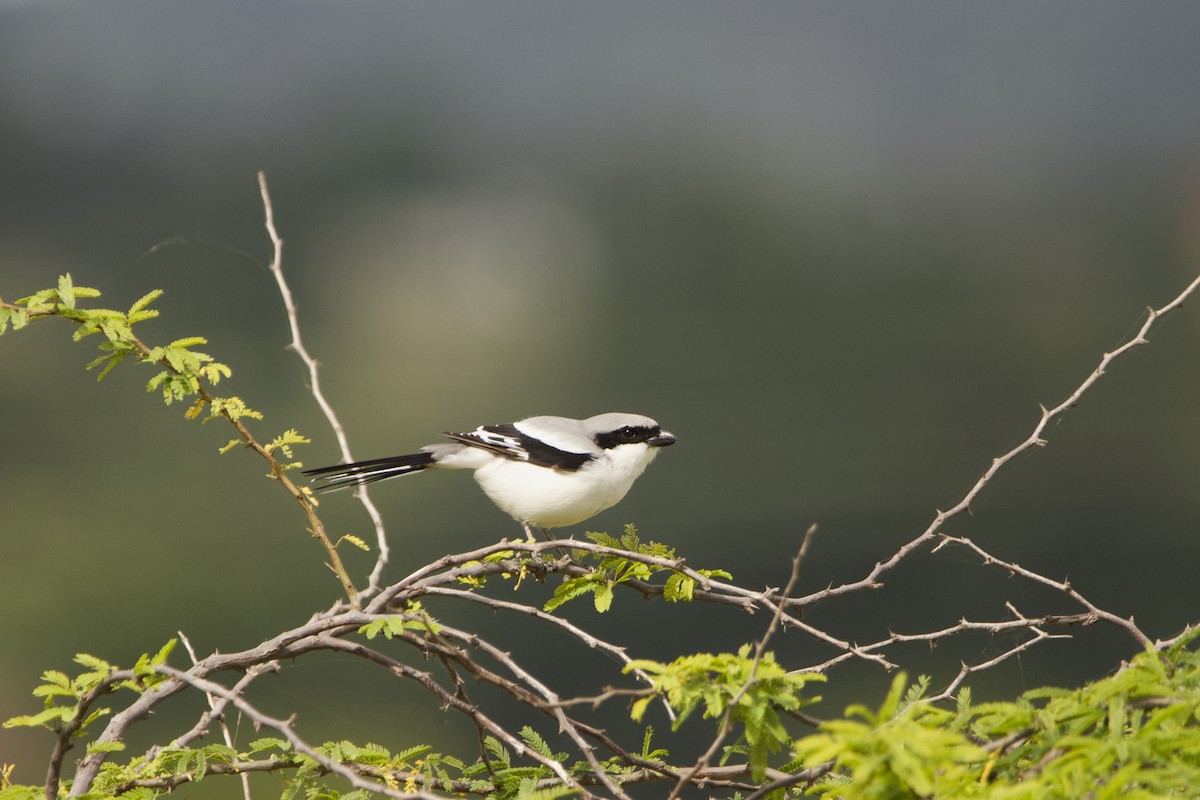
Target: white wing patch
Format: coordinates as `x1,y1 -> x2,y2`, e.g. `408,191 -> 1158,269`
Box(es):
444,423 -> 593,471
476,427 -> 526,458
447,426 -> 532,461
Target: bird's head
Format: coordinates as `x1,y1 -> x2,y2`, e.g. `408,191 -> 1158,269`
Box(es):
585,413 -> 677,452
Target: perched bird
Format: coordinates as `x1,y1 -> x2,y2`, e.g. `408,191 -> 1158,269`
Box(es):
303,413 -> 676,539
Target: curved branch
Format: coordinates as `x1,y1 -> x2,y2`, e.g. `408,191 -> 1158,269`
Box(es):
257,171 -> 391,600
792,271 -> 1200,613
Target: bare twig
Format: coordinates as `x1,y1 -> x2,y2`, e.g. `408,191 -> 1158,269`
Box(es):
420,584 -> 678,721
797,607 -> 1098,675
924,627 -> 1067,704
172,632 -> 255,800
793,270 -> 1200,613
1156,623 -> 1200,652
256,171 -> 391,599
432,625 -> 638,800
934,534 -> 1152,647
740,761 -> 838,800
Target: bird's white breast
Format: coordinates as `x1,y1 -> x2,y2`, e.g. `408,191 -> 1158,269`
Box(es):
472,443 -> 661,528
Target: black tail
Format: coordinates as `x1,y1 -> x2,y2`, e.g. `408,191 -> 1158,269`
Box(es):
303,452 -> 436,491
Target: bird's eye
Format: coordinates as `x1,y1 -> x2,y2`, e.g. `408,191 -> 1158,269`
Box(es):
620,427 -> 638,440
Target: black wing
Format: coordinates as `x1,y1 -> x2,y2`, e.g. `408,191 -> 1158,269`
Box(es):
443,424 -> 592,471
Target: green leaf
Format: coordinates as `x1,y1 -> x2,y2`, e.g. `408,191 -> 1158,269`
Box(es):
200,362 -> 232,384
247,737 -> 292,754
0,783 -> 43,800
87,349 -> 130,382
146,371 -> 170,393
265,428 -> 311,459
338,534 -> 370,552
4,706 -> 74,728
128,289 -> 163,316
543,576 -> 599,612
74,652 -> 113,673
131,638 -> 177,684
393,743 -> 433,763
664,572 -> 694,602
73,653 -> 116,687
697,567 -> 733,581
483,736 -> 510,767
41,670 -> 71,690
593,581 -> 614,613
81,707 -> 111,729
358,611 -> 442,640
519,727 -> 557,759
57,274 -> 75,309
206,396 -> 261,421
358,619 -> 390,640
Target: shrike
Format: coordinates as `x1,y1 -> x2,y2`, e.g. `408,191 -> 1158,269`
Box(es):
304,413 -> 676,538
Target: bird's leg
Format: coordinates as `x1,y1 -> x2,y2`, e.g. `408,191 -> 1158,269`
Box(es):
536,525 -> 572,561
522,523 -> 566,558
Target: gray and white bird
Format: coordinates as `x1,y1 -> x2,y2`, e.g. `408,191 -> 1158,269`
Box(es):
303,413 -> 676,538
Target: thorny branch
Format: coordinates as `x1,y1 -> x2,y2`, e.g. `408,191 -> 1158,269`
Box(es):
791,268 -> 1200,616
43,670 -> 135,800
172,631 -> 259,800
666,524 -> 817,800
156,667 -> 449,800
12,177 -> 1200,798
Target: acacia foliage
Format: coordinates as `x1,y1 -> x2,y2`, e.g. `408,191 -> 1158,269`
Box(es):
6,628 -> 1200,798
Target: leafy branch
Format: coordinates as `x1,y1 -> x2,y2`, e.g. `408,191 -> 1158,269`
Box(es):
543,525 -> 731,613
788,630 -> 1200,797
0,275 -> 358,605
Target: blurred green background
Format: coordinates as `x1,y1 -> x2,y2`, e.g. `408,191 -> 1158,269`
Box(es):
4,1 -> 1200,789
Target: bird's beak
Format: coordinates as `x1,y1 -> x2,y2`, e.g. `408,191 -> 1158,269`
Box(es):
648,431 -> 677,447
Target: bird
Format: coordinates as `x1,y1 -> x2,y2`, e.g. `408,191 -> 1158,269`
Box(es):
303,413 -> 676,539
